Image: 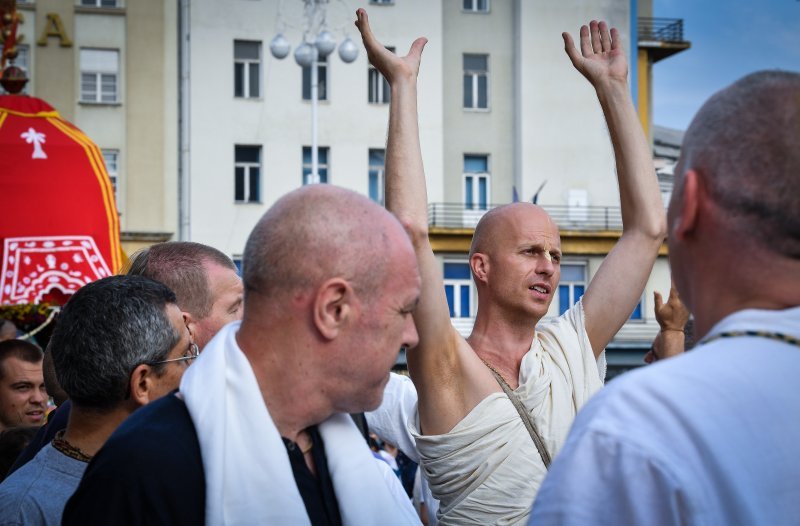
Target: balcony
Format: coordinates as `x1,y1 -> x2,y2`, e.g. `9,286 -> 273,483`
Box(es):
428,203 -> 624,232
637,17 -> 691,62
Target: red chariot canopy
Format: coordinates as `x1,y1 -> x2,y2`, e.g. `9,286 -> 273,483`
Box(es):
0,95 -> 121,305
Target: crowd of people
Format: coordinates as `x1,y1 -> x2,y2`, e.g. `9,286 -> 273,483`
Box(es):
0,7 -> 796,526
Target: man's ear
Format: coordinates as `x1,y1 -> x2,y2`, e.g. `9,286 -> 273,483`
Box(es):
183,310 -> 198,341
470,252 -> 488,284
128,364 -> 155,407
672,169 -> 701,241
313,278 -> 354,341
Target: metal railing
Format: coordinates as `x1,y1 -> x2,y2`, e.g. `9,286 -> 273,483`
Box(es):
428,203 -> 624,231
638,17 -> 686,43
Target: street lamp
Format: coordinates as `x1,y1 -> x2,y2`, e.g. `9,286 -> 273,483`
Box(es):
270,0 -> 358,185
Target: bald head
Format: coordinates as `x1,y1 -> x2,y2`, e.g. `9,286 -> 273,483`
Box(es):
677,70 -> 800,258
243,185 -> 403,302
470,203 -> 559,258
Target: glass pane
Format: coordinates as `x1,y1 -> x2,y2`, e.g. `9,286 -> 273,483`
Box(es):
460,285 -> 470,317
302,66 -> 311,100
101,0 -> 118,7
463,75 -> 472,108
234,63 -> 244,97
478,177 -> 487,209
248,63 -> 259,97
303,147 -> 311,164
234,167 -> 245,201
629,301 -> 642,320
444,285 -> 455,318
463,0 -> 471,9
369,149 -> 385,167
478,0 -> 487,10
478,75 -> 488,108
235,146 -> 259,163
368,69 -> 378,103
463,54 -> 487,71
560,264 -> 585,282
444,262 -> 471,280
464,155 -> 488,173
465,176 -> 474,208
381,76 -> 390,103
558,285 -> 569,315
234,41 -> 260,60
575,285 -> 585,303
249,167 -> 260,202
319,168 -> 328,184
318,64 -> 327,100
302,167 -> 312,185
369,171 -> 379,202
318,147 -> 328,164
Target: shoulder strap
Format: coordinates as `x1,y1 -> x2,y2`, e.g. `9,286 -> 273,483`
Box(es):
486,367 -> 552,469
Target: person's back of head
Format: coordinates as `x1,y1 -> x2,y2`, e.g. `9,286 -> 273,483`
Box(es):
240,184 -> 420,413
125,241 -> 242,349
0,340 -> 46,431
668,71 -> 800,333
48,275 -> 185,413
0,320 -> 17,342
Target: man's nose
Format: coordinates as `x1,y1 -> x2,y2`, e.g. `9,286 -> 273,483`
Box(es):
402,316 -> 419,351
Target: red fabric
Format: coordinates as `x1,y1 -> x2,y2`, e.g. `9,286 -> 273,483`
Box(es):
0,95 -> 121,305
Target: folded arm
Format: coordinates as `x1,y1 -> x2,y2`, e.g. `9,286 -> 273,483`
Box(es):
563,21 -> 667,357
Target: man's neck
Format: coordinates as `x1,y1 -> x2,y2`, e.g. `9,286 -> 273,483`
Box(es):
468,309 -> 541,387
62,405 -> 132,457
236,328 -> 331,443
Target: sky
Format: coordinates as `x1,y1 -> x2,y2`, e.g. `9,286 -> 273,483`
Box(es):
651,0 -> 799,131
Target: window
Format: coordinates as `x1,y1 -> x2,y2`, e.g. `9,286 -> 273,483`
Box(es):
234,145 -> 261,203
629,298 -> 643,321
368,46 -> 394,103
558,263 -> 586,315
232,257 -> 243,276
80,0 -> 120,6
463,0 -> 489,12
80,49 -> 119,103
0,44 -> 28,94
463,54 -> 488,109
302,55 -> 328,101
302,146 -> 329,184
444,262 -> 473,318
464,155 -> 489,210
369,0 -> 394,4
368,149 -> 385,204
234,40 -> 261,98
101,149 -> 119,201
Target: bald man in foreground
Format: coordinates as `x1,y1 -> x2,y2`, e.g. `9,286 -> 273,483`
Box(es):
63,185 -> 422,525
358,9 -> 665,524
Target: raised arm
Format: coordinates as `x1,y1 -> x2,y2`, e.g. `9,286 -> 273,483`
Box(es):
356,10 -> 498,435
563,21 -> 667,356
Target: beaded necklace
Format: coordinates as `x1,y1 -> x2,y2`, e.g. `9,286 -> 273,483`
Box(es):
51,430 -> 93,463
700,330 -> 800,348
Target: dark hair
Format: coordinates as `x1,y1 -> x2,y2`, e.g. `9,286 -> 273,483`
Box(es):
680,70 -> 800,257
124,241 -> 236,318
48,275 -> 180,411
0,426 -> 39,482
0,340 -> 43,381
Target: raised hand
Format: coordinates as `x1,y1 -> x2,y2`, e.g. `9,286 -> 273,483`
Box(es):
562,20 -> 627,86
654,283 -> 690,332
355,8 -> 427,85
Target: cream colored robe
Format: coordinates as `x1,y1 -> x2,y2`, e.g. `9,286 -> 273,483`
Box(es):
411,300 -> 606,525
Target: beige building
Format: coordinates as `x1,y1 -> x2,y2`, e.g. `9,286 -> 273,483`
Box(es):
7,0 -> 689,375
7,0 -> 177,254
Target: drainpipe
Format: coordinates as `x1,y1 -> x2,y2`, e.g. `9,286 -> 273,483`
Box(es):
178,0 -> 191,240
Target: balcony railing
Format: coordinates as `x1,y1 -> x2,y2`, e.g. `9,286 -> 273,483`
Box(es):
428,203 -> 624,231
638,17 -> 686,43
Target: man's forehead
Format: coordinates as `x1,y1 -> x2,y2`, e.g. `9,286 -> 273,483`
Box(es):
1,356 -> 43,380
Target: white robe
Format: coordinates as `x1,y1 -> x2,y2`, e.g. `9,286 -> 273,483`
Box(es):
412,300 -> 605,525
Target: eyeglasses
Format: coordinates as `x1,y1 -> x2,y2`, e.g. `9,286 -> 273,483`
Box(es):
146,342 -> 199,367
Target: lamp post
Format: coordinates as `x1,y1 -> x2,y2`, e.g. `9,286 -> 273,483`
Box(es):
270,0 -> 358,184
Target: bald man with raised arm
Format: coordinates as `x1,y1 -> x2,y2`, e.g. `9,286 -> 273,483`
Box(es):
357,9 -> 666,525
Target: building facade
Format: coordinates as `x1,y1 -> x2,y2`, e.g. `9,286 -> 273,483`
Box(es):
8,0 -> 689,375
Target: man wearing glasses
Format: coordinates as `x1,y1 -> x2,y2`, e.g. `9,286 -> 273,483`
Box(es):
0,275 -> 196,526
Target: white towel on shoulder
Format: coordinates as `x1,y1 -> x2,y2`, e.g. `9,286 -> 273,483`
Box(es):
181,321 -> 421,525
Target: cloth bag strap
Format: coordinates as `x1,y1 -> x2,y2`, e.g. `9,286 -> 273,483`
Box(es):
486,367 -> 552,469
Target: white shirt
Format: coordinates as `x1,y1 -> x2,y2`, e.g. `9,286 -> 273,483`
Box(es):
529,306 -> 800,526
